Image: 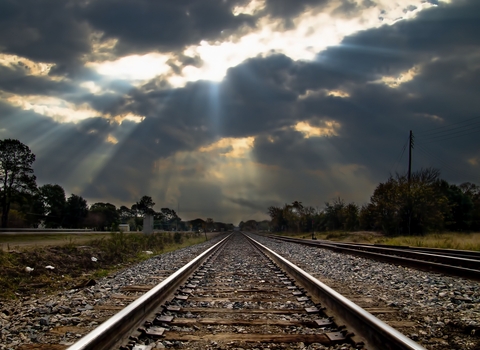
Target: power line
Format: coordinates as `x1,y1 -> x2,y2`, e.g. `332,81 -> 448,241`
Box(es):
416,125 -> 480,145
417,121 -> 480,141
415,115 -> 480,137
408,130 -> 414,182
390,135 -> 409,175
415,143 -> 466,180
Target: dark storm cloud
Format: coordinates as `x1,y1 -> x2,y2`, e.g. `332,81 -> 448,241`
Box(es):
33,117 -> 117,182
332,0 -> 375,18
227,197 -> 271,213
218,55 -> 298,136
0,0 -> 91,66
81,0 -> 255,56
78,52 -> 332,203
0,0 -> 258,80
250,0 -> 480,186
0,102 -> 60,146
261,0 -> 375,25
95,0 -> 479,200
178,180 -> 225,217
262,0 -> 329,19
316,0 -> 480,78
3,0 -> 477,219
167,53 -> 204,75
81,109 -> 217,202
113,54 -> 298,136
0,63 -> 79,96
252,129 -> 331,170
0,62 -> 132,119
0,103 -> 121,187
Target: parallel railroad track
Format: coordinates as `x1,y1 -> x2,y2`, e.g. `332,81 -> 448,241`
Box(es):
67,233 -> 424,350
269,235 -> 480,280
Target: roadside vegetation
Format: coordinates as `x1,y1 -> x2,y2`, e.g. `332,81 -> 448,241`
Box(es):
0,138 -> 233,233
266,168 -> 480,236
0,233 -> 112,250
0,138 -> 230,300
0,231 -> 211,300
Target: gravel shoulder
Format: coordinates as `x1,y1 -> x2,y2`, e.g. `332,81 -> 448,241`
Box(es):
252,234 -> 480,350
2,232 -> 480,350
0,235 -> 226,350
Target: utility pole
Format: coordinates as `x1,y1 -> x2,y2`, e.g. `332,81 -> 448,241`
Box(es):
176,202 -> 179,231
408,130 -> 414,182
407,130 -> 414,235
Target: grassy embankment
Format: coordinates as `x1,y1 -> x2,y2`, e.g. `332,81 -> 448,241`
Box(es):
0,232 -> 112,251
275,231 -> 480,251
0,231 -> 215,299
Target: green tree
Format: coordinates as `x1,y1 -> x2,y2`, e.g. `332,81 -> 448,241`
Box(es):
291,201 -> 305,232
368,168 -> 447,235
267,206 -> 286,232
342,203 -> 359,231
21,191 -> 45,228
324,197 -> 346,231
39,184 -> 66,228
161,207 -> 180,228
117,205 -> 134,224
242,220 -> 258,231
135,195 -> 156,216
268,202 -> 315,233
459,182 -> 480,231
302,206 -> 316,232
64,194 -> 88,228
87,202 -> 119,231
359,203 -> 376,230
206,218 -> 214,231
0,139 -> 37,228
369,179 -> 402,234
188,218 -> 205,232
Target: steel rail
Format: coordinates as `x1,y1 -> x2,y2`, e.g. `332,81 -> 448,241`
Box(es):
270,235 -> 480,280
271,235 -> 480,260
372,244 -> 480,259
315,241 -> 480,268
67,234 -> 232,350
245,233 -> 426,350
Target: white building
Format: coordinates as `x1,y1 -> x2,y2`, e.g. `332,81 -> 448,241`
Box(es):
119,224 -> 130,232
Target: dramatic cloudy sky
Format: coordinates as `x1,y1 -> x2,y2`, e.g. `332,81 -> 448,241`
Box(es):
1,0 -> 479,224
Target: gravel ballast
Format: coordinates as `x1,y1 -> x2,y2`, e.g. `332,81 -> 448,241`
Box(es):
1,232 -> 480,349
0,236 -> 225,349
252,234 -> 480,350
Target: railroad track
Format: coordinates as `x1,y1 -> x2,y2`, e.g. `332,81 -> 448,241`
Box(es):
67,232 -> 424,350
269,235 -> 480,281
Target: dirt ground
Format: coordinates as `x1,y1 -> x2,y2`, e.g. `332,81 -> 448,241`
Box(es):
0,230 -> 225,299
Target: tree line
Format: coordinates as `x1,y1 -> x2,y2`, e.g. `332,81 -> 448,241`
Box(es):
0,138 -> 226,231
268,168 -> 480,235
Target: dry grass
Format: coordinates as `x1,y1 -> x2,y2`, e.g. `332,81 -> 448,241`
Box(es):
0,232 -> 111,251
377,232 -> 480,251
0,231 -> 221,300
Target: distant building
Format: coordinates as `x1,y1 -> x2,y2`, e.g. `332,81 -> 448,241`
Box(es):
119,224 -> 130,232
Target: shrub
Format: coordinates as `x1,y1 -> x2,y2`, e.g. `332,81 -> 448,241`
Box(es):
174,232 -> 183,244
